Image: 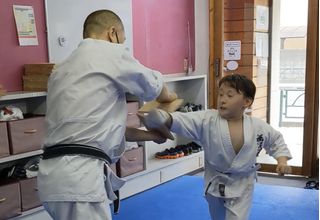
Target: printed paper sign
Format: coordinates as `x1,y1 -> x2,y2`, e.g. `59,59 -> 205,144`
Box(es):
256,6 -> 269,31
224,40 -> 241,60
13,5 -> 39,46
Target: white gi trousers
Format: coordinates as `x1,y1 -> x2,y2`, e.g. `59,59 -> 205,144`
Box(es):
43,200 -> 112,220
205,183 -> 254,220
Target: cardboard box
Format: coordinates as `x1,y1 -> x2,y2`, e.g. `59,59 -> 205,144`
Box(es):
24,63 -> 55,76
23,63 -> 55,91
118,146 -> 144,177
0,181 -> 21,220
7,116 -> 45,154
126,102 -> 140,128
19,177 -> 42,211
0,122 -> 10,158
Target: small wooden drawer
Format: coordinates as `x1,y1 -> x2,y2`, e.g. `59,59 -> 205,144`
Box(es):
7,116 -> 45,154
19,177 -> 41,211
126,102 -> 140,128
0,181 -> 21,220
0,122 -> 10,158
118,146 -> 144,177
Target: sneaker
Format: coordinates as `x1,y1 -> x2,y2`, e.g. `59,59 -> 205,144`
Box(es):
176,144 -> 191,156
155,148 -> 179,159
187,142 -> 202,153
172,147 -> 184,158
304,180 -> 317,189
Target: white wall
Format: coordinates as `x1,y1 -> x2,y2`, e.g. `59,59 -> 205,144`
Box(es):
45,0 -> 209,77
45,0 -> 133,63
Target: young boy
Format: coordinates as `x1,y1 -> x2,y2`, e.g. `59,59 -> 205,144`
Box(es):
37,10 -> 177,220
139,74 -> 292,220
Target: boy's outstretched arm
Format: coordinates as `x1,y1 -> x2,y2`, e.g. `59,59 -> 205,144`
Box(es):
276,156 -> 292,175
125,127 -> 167,144
137,109 -> 174,140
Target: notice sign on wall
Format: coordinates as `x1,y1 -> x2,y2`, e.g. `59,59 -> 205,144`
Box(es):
224,40 -> 241,60
13,5 -> 39,46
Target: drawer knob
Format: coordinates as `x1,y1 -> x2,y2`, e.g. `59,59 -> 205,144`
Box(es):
24,129 -> 37,134
0,197 -> 6,203
128,157 -> 137,162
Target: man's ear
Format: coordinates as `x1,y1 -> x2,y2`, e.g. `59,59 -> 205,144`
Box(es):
107,26 -> 118,43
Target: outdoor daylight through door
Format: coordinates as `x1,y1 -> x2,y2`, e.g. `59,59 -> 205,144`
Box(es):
257,0 -> 309,168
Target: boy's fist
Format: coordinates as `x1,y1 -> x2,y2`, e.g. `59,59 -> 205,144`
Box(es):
276,164 -> 292,175
137,109 -> 174,140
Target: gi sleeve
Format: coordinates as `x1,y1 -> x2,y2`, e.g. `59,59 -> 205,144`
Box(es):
112,49 -> 163,101
171,111 -> 207,141
262,123 -> 292,160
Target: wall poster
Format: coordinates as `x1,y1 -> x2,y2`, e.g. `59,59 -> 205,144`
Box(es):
13,5 -> 39,46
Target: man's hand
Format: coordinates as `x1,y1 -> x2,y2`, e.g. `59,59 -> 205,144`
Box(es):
147,130 -> 167,144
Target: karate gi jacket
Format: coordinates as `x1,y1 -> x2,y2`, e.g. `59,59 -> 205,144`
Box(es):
171,110 -> 292,199
38,38 -> 163,203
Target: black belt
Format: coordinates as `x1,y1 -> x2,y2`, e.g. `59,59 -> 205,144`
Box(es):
42,144 -> 112,164
42,144 -> 120,214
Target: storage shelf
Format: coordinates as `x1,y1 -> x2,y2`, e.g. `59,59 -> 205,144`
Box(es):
0,91 -> 47,101
123,151 -> 204,181
0,150 -> 43,163
10,206 -> 45,220
147,151 -> 204,171
164,73 -> 206,83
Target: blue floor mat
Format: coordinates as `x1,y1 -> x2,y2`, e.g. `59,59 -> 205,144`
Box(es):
112,175 -> 319,220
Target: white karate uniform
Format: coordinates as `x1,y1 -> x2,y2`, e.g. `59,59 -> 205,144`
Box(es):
170,109 -> 292,220
37,38 -> 163,220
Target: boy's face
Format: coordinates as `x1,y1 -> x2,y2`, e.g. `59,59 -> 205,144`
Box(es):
217,83 -> 252,120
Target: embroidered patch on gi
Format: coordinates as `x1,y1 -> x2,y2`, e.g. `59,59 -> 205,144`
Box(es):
256,134 -> 264,156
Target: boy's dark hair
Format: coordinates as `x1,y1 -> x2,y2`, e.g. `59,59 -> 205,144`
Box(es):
219,74 -> 256,100
83,10 -> 123,38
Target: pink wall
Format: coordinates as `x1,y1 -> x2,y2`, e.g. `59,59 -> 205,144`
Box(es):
132,0 -> 195,74
0,0 -> 48,92
0,1 -> 195,92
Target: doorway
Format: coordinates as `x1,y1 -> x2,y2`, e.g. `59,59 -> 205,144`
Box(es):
209,0 -> 318,177
257,0 -> 308,168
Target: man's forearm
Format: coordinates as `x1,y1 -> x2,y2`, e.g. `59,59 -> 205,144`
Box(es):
126,127 -> 163,142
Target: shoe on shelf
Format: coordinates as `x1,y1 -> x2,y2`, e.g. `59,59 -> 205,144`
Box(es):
155,149 -> 172,159
178,102 -> 202,112
171,147 -> 184,158
187,142 -> 203,153
175,144 -> 192,156
155,148 -> 180,159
